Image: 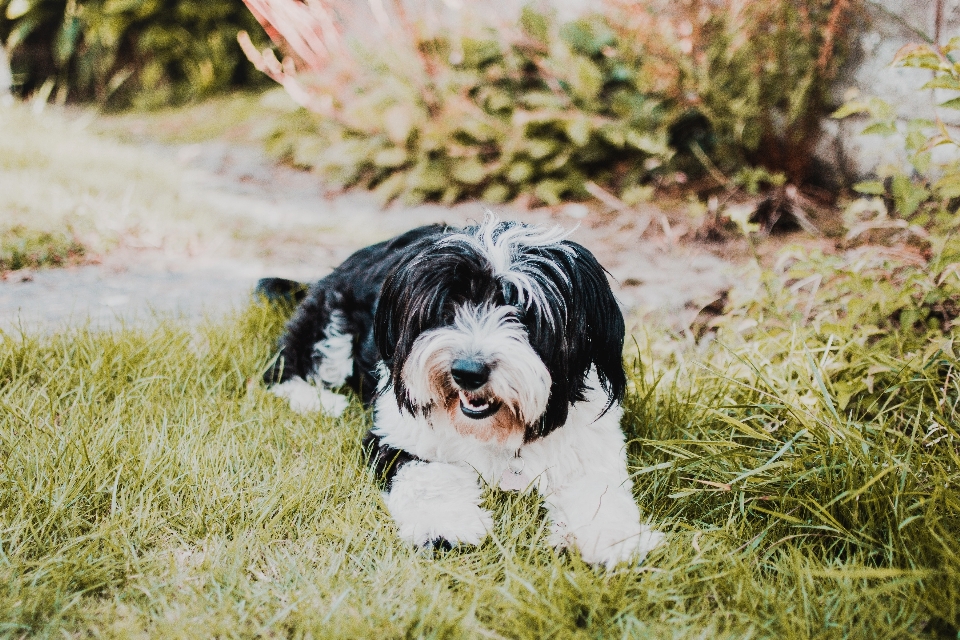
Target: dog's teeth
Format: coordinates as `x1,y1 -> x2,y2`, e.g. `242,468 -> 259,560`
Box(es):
458,391 -> 489,411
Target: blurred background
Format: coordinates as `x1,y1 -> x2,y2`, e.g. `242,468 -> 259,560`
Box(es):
0,0 -> 958,330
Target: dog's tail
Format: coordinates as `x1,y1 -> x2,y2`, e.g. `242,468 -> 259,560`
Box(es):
254,278 -> 309,306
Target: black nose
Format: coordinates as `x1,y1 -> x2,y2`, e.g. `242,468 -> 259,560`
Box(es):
451,359 -> 490,391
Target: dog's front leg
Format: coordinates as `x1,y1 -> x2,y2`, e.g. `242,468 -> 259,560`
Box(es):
385,461 -> 493,549
544,477 -> 664,568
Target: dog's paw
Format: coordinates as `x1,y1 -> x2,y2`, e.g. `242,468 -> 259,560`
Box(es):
386,462 -> 492,547
270,377 -> 348,417
551,520 -> 665,568
317,387 -> 349,417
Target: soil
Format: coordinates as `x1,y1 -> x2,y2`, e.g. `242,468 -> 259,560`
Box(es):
1,137 -> 737,333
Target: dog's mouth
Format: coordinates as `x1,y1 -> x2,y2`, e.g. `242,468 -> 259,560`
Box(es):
458,390 -> 500,420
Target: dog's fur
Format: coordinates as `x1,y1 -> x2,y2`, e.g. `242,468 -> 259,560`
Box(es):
262,215 -> 663,567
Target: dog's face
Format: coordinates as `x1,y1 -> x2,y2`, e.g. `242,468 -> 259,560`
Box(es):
374,217 -> 626,442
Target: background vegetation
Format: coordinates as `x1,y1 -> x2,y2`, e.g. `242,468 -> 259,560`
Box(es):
0,0 -> 267,107
246,0 -> 859,206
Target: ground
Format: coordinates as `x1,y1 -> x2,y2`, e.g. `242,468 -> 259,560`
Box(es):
0,94 -> 733,333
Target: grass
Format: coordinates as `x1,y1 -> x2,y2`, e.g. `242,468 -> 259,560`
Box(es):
0,101 -> 188,263
91,90 -> 291,147
0,226 -> 85,272
1,282 -> 957,638
0,98 -> 303,273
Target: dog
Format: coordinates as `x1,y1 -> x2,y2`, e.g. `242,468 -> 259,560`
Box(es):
260,214 -> 664,567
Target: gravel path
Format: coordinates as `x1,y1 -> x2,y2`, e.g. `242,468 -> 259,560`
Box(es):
1,139 -> 735,332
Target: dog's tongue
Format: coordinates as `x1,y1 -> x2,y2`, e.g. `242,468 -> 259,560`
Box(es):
458,390 -> 489,411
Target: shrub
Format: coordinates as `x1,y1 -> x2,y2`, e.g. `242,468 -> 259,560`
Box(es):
834,37 -> 960,227
647,0 -> 859,187
240,0 -> 858,206
245,5 -> 677,206
0,0 -> 268,107
0,225 -> 85,271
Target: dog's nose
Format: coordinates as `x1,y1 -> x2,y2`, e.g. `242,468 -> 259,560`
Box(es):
451,359 -> 490,390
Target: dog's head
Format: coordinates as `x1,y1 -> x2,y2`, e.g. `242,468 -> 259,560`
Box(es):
374,215 -> 625,444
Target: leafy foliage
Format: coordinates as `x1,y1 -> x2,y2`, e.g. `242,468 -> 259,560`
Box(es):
0,0 -> 268,107
249,1 -> 857,206
263,9 -> 676,206
0,224 -> 85,271
835,37 -> 960,225
659,0 -> 857,185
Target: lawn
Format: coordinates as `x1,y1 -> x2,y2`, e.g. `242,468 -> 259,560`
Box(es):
2,83 -> 959,640
0,98 -> 304,274
2,253 -> 958,637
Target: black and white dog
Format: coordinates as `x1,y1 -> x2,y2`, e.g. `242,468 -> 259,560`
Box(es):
262,214 -> 664,567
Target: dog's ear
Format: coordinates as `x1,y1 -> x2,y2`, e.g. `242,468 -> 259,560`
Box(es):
522,240 -> 625,435
565,241 -> 626,411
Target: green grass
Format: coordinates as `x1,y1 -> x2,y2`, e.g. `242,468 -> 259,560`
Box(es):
0,226 -> 85,272
0,102 -> 188,261
92,90 -> 291,147
1,291 -> 957,638
0,99 -> 299,272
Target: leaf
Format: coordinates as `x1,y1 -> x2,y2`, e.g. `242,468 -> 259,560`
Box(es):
559,18 -> 614,56
934,173 -> 960,199
543,151 -> 570,172
54,16 -> 81,65
564,116 -> 591,146
451,157 -> 486,185
910,151 -> 931,175
520,7 -> 548,45
506,161 -> 534,184
460,38 -> 501,69
892,43 -> 942,70
853,180 -> 885,196
860,122 -> 897,137
939,96 -> 960,111
921,76 -> 960,91
525,138 -> 557,159
891,175 -> 930,217
373,173 -> 406,205
598,124 -> 625,148
481,182 -> 511,203
483,89 -> 513,113
5,0 -> 30,20
567,56 -> 604,103
625,130 -> 668,155
373,147 -> 407,168
410,162 -> 448,192
534,179 -> 565,205
831,101 -> 870,119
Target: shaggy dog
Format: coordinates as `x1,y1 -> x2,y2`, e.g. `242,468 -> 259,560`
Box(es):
261,214 -> 664,567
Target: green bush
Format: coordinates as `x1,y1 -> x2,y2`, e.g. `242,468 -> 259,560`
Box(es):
265,8 -> 676,206
0,225 -> 85,271
0,0 -> 268,107
254,1 -> 857,206
835,37 -> 960,226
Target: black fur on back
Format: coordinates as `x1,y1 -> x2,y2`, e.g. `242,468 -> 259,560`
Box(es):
264,225 -> 445,403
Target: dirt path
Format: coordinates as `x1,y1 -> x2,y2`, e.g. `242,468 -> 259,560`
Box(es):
1,137 -> 735,332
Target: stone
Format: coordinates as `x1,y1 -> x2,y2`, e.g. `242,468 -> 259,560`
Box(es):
818,0 -> 960,182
